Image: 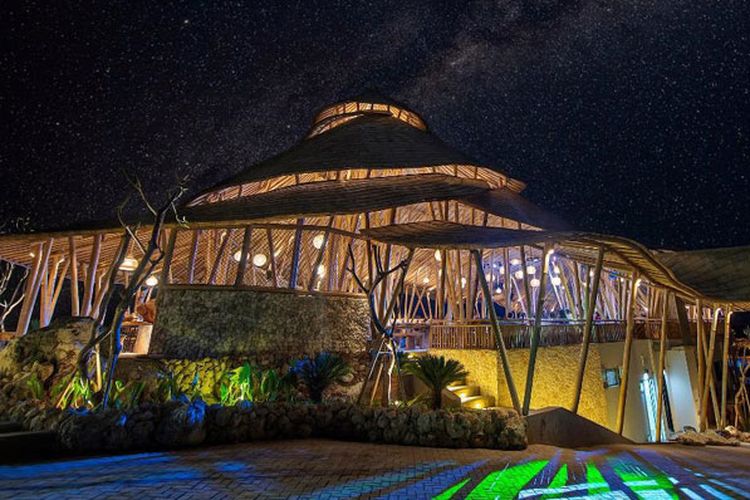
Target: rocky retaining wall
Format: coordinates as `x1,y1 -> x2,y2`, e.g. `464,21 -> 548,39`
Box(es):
0,396 -> 527,453
150,286 -> 370,360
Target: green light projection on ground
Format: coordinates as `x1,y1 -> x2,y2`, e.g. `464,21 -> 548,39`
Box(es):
586,462 -> 610,496
609,455 -> 678,499
541,464 -> 567,499
433,478 -> 470,500
465,460 -> 548,499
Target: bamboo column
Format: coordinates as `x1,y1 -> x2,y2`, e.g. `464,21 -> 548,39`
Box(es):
187,230 -> 200,284
234,226 -> 253,286
288,218 -> 304,288
655,290 -> 672,442
519,245 -> 532,318
502,248 -> 511,317
616,272 -> 640,434
159,228 -> 178,286
81,234 -> 102,317
700,307 -> 721,430
522,244 -> 552,416
571,246 -> 604,413
16,241 -> 49,335
695,299 -> 705,403
69,237 -> 80,316
720,307 -> 732,428
472,249 -> 521,414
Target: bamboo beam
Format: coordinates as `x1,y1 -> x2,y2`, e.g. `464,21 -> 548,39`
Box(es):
655,290 -> 671,443
571,246 -> 604,414
616,271 -> 640,434
695,299 -> 705,409
308,217 -> 334,290
207,229 -> 230,285
522,244 -> 552,415
266,228 -> 278,287
519,245 -> 532,319
503,248 -> 511,318
69,237 -> 80,316
81,234 -> 102,317
720,306 -> 732,428
473,249 -> 521,414
234,226 -> 253,287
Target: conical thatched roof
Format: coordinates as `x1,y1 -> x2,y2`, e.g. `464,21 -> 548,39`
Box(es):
192,113 -> 521,199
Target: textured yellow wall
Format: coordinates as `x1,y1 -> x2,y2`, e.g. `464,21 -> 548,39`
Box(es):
430,345 -> 608,427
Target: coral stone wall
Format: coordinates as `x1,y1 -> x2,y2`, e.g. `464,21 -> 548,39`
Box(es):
431,345 -> 608,427
150,285 -> 370,360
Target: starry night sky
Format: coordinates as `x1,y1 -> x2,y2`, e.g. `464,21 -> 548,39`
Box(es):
2,1 -> 749,250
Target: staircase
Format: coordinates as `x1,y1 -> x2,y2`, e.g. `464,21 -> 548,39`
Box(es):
447,380 -> 495,409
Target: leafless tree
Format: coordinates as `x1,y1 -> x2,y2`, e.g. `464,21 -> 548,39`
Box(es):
0,218 -> 31,332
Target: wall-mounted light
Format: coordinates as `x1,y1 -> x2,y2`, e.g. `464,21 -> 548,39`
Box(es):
312,234 -> 325,249
252,253 -> 267,267
232,250 -> 243,262
514,270 -> 524,280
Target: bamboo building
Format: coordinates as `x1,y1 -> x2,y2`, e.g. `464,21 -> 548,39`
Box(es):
1,94 -> 748,442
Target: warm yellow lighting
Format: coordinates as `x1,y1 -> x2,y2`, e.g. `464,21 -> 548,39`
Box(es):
551,276 -> 562,286
485,273 -> 492,282
434,250 -> 442,262
312,234 -> 325,249
514,270 -> 524,280
499,265 -> 505,274
526,265 -> 537,275
460,277 -> 467,288
422,277 -> 430,284
495,287 -> 502,294
510,258 -> 521,266
233,250 -> 243,262
316,264 -> 326,276
530,278 -> 541,288
29,252 -> 35,258
553,265 -> 561,274
119,257 -> 139,272
252,253 -> 267,267
144,275 -> 158,287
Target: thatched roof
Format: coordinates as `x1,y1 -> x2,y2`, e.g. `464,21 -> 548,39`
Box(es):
463,188 -> 570,230
183,174 -> 490,224
360,221 -> 700,299
655,246 -> 750,309
192,113 -> 524,199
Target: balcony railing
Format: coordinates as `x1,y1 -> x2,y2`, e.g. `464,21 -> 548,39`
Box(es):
421,318 -> 692,351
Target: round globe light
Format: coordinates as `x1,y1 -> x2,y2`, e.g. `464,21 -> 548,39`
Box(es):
530,278 -> 541,288
551,276 -> 562,286
252,253 -> 267,267
232,250 -> 243,262
434,250 -> 442,262
312,234 -> 325,249
514,270 -> 524,280
422,277 -> 430,284
526,265 -> 537,275
510,258 -> 521,266
144,275 -> 159,287
316,264 -> 326,276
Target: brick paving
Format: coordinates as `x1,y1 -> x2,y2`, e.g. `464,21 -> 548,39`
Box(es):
0,439 -> 748,499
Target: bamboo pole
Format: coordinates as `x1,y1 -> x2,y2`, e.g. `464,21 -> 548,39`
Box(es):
655,290 -> 671,443
616,272 -> 640,434
266,228 -> 278,287
522,244 -> 552,416
187,230 -> 200,284
720,307 -> 732,428
207,229 -> 230,285
472,249 -> 521,414
571,246 -> 604,413
234,226 -> 253,287
503,248 -> 511,317
519,245 -> 532,319
289,218 -> 304,289
696,299 -> 705,409
700,307 -> 722,430
81,234 -> 102,317
69,237 -> 80,316
16,241 -> 47,335
159,228 -> 178,287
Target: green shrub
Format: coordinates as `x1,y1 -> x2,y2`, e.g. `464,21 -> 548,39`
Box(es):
403,355 -> 467,410
219,362 -> 295,405
292,352 -> 350,403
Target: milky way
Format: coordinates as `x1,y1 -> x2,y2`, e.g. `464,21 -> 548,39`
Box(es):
1,1 -> 748,249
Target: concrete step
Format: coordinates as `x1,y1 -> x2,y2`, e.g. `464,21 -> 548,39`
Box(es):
0,421 -> 23,433
526,407 -> 633,448
447,384 -> 480,398
460,394 -> 495,409
0,430 -> 59,463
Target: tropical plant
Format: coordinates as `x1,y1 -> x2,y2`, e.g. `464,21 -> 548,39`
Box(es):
25,373 -> 45,400
292,352 -> 350,403
52,374 -> 96,409
111,380 -> 146,410
219,362 -> 294,405
403,355 -> 468,410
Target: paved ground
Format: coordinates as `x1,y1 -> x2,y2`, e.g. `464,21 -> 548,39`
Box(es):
0,440 -> 748,499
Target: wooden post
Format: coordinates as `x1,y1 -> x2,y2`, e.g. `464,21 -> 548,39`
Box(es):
519,245 -> 532,319
288,218 -> 304,289
473,249 -> 521,413
69,237 -> 80,316
571,246 -> 604,413
208,229 -> 230,285
234,226 -> 253,287
522,244 -> 552,415
616,271 -> 640,434
81,234 -> 102,317
655,290 -> 671,442
720,307 -> 732,428
266,228 -> 278,287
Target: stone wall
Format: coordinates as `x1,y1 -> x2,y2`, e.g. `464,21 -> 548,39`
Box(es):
150,285 -> 370,361
431,345 -> 608,427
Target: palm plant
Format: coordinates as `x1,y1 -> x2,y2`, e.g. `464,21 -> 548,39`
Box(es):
403,355 -> 468,410
292,352 -> 350,403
